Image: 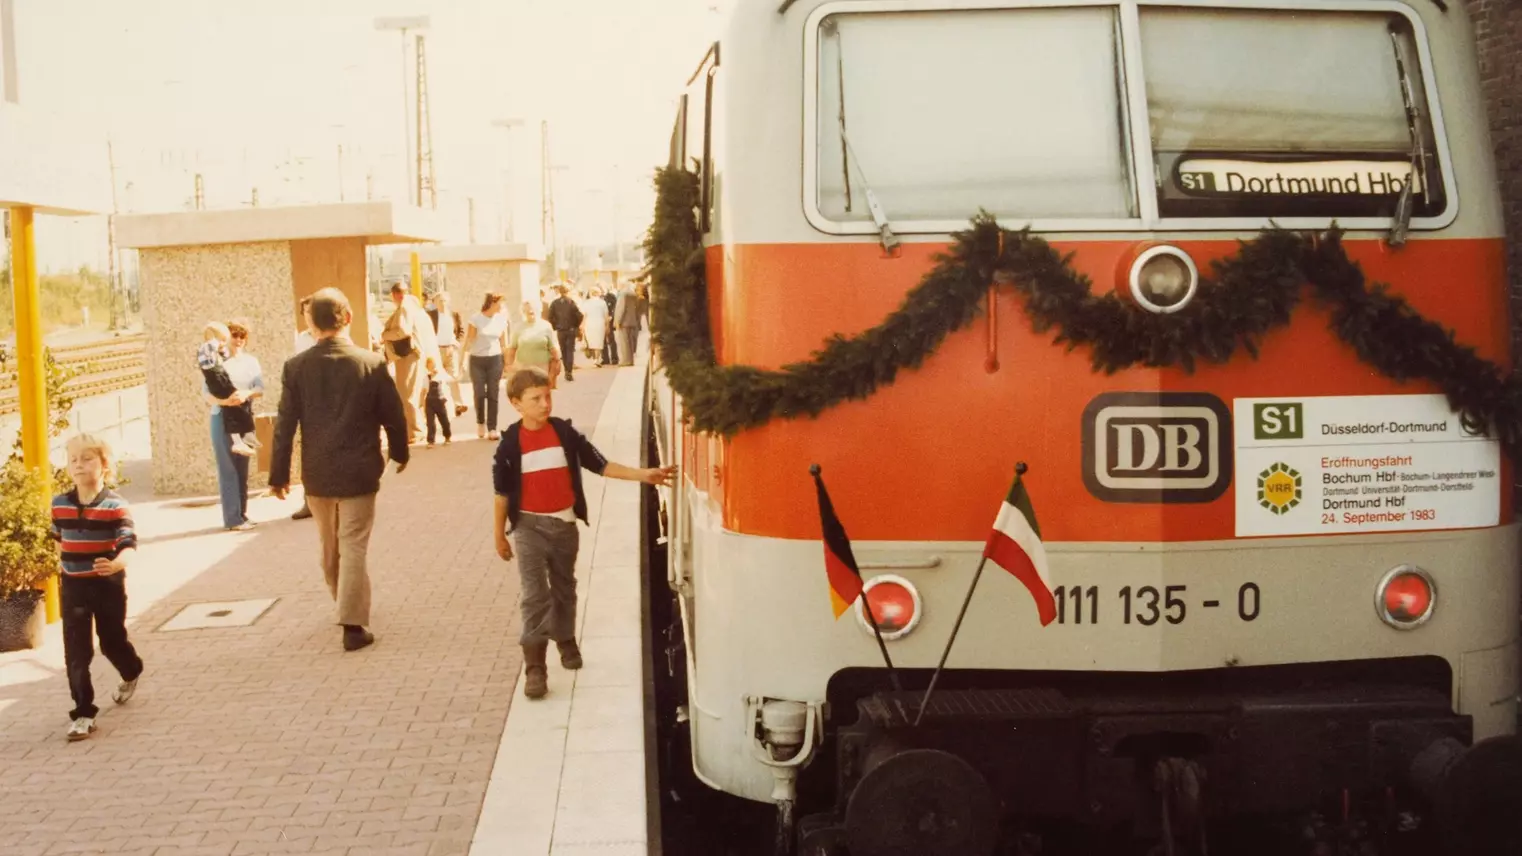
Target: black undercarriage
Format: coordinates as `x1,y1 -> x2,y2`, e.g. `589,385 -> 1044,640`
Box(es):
791,659 -> 1519,856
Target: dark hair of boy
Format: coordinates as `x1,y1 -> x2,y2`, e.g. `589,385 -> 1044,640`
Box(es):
310,288 -> 352,332
391,282 -> 406,297
507,367 -> 551,401
482,292 -> 503,313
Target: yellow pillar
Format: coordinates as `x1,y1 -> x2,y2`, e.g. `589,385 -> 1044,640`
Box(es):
9,206 -> 60,623
410,251 -> 423,300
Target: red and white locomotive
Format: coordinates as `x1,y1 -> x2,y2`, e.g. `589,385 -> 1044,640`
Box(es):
644,2 -> 1522,853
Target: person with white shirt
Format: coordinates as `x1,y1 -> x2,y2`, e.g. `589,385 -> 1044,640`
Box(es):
462,292 -> 513,439
203,321 -> 264,531
428,291 -> 467,417
580,287 -> 611,367
290,297 -> 318,521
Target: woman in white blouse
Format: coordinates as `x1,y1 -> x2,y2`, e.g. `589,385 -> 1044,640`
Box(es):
462,292 -> 512,439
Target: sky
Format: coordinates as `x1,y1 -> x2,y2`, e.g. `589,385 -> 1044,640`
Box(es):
7,0 -> 727,272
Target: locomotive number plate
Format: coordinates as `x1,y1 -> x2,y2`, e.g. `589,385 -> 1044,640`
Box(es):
1050,582 -> 1262,626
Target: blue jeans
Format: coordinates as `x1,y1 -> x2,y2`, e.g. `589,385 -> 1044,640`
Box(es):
470,354 -> 504,431
210,409 -> 249,528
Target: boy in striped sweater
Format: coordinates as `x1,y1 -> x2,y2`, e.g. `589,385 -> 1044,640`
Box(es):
492,367 -> 674,699
50,434 -> 145,741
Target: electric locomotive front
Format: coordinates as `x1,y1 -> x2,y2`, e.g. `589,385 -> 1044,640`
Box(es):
647,2 -> 1522,854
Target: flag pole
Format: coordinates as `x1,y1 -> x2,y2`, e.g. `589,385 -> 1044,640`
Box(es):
811,464 -> 903,693
859,576 -> 904,693
914,461 -> 1027,726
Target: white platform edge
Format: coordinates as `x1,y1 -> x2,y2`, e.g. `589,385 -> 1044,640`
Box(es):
470,351 -> 651,856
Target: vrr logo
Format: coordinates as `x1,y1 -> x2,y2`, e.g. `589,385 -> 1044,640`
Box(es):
1257,462 -> 1302,515
1082,393 -> 1233,504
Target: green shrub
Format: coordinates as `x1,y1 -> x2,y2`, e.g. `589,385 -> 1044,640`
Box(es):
0,459 -> 56,598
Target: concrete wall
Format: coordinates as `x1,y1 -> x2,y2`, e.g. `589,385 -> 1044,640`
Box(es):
444,261 -> 543,327
291,237 -> 372,347
140,242 -> 293,496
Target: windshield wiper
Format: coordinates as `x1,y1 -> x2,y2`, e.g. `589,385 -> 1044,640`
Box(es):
824,20 -> 899,253
1388,26 -> 1430,247
843,130 -> 900,253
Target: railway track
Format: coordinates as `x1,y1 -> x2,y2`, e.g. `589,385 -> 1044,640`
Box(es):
0,334 -> 146,417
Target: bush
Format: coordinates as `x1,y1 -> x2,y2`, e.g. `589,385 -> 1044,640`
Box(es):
4,348 -> 79,490
0,459 -> 56,599
0,343 -> 80,599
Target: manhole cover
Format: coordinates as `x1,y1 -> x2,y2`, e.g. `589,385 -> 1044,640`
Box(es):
158,598 -> 277,631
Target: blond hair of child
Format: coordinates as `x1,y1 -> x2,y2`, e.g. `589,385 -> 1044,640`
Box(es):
66,433 -> 115,483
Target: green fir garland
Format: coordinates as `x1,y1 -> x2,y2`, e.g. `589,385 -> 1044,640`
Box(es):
644,168 -> 1522,452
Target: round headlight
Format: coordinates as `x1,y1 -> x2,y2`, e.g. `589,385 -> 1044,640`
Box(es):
1129,246 -> 1199,314
1376,565 -> 1436,630
855,575 -> 922,641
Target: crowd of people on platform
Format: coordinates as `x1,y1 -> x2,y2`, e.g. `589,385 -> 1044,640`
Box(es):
52,278 -> 663,741
195,277 -> 649,534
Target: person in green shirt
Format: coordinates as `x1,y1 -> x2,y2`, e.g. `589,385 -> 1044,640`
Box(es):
507,300 -> 562,388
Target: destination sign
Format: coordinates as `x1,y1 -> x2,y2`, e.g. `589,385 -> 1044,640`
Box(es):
1233,395 -> 1499,538
1177,159 -> 1422,198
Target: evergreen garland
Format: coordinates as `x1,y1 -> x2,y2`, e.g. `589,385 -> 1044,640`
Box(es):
644,168 -> 1522,452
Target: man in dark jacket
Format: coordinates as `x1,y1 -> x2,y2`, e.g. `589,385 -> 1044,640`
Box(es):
545,284 -> 584,382
270,287 -> 410,652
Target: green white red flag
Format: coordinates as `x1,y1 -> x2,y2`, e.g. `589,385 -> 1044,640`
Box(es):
983,470 -> 1055,626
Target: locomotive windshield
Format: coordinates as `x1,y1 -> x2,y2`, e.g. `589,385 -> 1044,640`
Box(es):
817,7 -> 1136,222
1143,9 -> 1445,220
813,6 -> 1446,228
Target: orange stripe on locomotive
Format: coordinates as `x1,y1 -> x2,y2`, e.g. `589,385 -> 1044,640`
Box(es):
686,237 -> 1513,543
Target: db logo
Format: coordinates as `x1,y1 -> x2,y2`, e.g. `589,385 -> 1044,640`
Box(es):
1082,393 -> 1233,504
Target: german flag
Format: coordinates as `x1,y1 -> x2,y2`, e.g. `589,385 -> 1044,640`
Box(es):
812,465 -> 865,619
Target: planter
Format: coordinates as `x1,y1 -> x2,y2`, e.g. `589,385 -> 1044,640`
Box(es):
0,590 -> 46,652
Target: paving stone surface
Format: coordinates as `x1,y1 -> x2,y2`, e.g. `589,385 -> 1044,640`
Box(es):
0,366 -> 619,856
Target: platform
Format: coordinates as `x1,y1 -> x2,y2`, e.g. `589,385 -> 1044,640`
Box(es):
0,345 -> 652,856
469,352 -> 651,856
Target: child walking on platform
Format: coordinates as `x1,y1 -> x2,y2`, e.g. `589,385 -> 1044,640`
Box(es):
51,434 -> 145,741
491,367 -> 673,699
423,355 -> 454,447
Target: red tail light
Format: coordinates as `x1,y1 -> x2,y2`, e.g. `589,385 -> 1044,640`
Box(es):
856,575 -> 922,641
1376,566 -> 1436,630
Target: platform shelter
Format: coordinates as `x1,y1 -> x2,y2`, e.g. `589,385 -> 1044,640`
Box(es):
389,242 -> 546,321
116,203 -> 445,496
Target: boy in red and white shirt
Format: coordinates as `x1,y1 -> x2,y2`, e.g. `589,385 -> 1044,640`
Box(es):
492,367 -> 674,699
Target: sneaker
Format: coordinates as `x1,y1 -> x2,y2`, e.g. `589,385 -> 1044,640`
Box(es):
426,441 -> 436,448
243,432 -> 263,449
291,505 -> 313,521
443,438 -> 452,445
488,431 -> 500,441
113,677 -> 139,705
477,425 -> 487,439
229,438 -> 256,457
228,521 -> 256,532
66,717 -> 96,741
